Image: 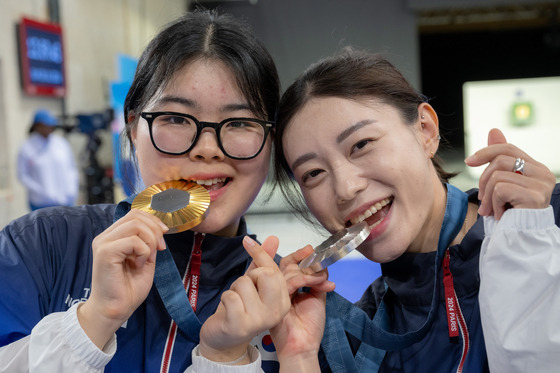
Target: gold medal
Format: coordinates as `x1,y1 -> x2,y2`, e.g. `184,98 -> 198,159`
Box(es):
131,180 -> 210,234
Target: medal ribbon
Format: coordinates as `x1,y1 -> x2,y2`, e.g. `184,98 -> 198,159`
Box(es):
114,197 -> 203,342
153,243 -> 202,342
321,183 -> 468,372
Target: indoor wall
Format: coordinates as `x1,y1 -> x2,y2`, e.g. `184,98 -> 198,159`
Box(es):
0,0 -> 186,225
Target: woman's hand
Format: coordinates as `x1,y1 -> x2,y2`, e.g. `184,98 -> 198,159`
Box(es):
272,246 -> 336,371
198,235 -> 291,364
465,128 -> 556,219
78,209 -> 168,350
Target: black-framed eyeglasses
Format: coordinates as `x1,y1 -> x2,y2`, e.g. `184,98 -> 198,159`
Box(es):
140,112 -> 275,160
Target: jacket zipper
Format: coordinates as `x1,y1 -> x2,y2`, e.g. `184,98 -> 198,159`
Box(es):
454,288 -> 470,373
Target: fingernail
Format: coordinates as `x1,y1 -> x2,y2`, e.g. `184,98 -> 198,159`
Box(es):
464,155 -> 473,163
243,236 -> 257,247
158,221 -> 169,232
160,237 -> 167,249
478,205 -> 487,216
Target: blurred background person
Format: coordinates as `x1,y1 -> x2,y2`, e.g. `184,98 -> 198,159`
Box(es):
17,108 -> 79,211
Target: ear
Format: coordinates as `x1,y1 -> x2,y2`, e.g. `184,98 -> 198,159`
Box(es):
417,103 -> 440,158
128,123 -> 139,161
129,114 -> 138,147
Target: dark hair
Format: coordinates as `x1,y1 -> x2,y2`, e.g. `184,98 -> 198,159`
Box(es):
120,8 -> 280,191
273,48 -> 455,224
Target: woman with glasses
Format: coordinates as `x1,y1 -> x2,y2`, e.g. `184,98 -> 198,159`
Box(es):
0,8 -> 314,372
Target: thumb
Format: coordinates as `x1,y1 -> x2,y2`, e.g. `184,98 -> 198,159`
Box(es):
487,128 -> 507,146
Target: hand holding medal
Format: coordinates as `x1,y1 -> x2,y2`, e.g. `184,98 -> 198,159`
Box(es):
79,180 -> 210,350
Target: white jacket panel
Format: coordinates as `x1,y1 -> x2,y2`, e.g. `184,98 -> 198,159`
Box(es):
480,206 -> 560,373
0,303 -> 115,372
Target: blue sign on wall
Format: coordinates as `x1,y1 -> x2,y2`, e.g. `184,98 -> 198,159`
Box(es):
19,17 -> 66,97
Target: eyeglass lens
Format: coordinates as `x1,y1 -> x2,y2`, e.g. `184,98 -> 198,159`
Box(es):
151,114 -> 266,158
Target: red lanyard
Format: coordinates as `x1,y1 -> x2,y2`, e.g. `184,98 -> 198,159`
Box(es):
442,249 -> 459,339
184,233 -> 204,312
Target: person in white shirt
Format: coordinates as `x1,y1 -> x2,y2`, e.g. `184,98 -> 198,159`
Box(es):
17,109 -> 79,210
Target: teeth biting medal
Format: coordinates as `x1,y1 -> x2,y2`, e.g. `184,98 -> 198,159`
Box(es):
132,180 -> 211,234
299,221 -> 371,274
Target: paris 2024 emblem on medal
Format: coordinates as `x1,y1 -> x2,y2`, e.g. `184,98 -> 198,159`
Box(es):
132,180 -> 210,234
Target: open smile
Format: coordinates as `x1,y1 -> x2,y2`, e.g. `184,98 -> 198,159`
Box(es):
183,177 -> 231,191
347,197 -> 393,229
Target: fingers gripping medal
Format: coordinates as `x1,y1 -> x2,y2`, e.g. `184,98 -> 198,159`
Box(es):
299,221 -> 371,274
132,180 -> 210,234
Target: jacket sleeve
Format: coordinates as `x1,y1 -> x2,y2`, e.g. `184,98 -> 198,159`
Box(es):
185,345 -> 263,373
479,206 -> 560,373
0,303 -> 115,373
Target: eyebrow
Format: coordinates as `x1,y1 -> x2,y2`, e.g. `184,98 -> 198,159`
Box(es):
156,95 -> 252,113
157,95 -> 196,108
336,119 -> 377,144
290,152 -> 318,171
222,103 -> 253,113
290,119 -> 377,171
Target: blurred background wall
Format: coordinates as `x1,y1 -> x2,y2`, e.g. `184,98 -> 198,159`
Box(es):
1,0 -> 559,300
0,0 -> 186,225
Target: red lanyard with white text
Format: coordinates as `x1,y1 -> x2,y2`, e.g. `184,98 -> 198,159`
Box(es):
185,233 -> 204,312
443,250 -> 459,339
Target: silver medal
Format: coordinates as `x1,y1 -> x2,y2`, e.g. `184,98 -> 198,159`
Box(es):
299,221 -> 371,274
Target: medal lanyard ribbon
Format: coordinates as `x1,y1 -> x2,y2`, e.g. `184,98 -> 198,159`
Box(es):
153,234 -> 204,342
154,234 -> 202,343
322,184 -> 468,372
113,199 -> 203,343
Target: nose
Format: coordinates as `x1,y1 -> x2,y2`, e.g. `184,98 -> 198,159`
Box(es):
332,164 -> 367,204
188,128 -> 225,161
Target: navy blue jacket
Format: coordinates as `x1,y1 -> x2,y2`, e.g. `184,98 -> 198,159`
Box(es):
0,201 -> 279,372
320,185 -> 560,372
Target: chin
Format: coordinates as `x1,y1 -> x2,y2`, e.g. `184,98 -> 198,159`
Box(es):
360,243 -> 405,264
195,215 -> 239,237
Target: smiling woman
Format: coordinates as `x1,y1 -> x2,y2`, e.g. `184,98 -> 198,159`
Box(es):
270,48 -> 560,372
0,8 -> 287,373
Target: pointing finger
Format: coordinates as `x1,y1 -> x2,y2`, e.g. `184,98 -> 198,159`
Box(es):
243,236 -> 278,272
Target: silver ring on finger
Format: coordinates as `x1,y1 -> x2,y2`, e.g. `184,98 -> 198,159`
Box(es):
512,157 -> 525,175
